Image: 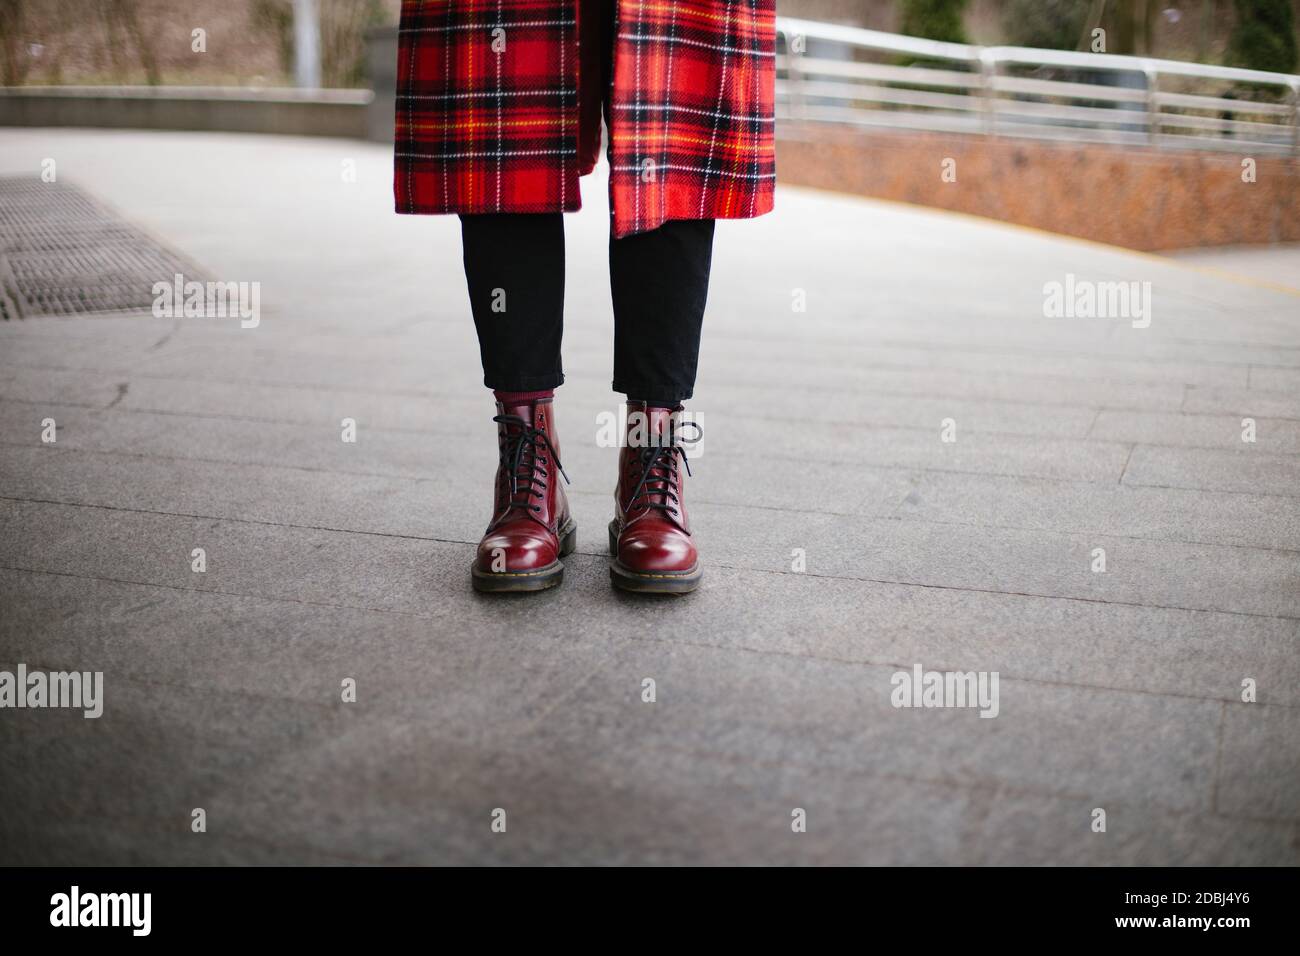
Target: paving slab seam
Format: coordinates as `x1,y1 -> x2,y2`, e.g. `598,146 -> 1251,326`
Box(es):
4,379 -> 1247,420
698,562 -> 1300,623
0,656 -> 608,734
5,519 -> 1297,623
10,434 -> 1298,495
593,632 -> 1300,712
10,489 -> 1300,557
11,727 -> 1297,839
0,656 -> 342,714
5,517 -> 1297,623
707,327 -> 1300,364
0,438 -> 1158,493
1116,444 -> 1137,485
704,328 -> 1300,366
1,356 -> 1279,406
1121,478 -> 1300,501
2,396 -> 1171,449
4,565 -> 1297,713
1,816 -> 386,867
0,496 -> 470,546
1210,700 -> 1228,816
529,737 -> 1300,827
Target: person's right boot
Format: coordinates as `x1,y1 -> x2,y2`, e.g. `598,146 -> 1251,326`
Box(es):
471,395 -> 575,593
608,401 -> 702,594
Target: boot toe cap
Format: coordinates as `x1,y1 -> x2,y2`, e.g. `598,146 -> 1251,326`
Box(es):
475,528 -> 559,573
617,524 -> 698,573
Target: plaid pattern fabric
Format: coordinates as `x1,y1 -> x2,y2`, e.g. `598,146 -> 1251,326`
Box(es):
394,0 -> 775,237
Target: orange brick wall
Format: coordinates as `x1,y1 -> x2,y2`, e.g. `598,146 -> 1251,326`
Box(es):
776,124 -> 1300,251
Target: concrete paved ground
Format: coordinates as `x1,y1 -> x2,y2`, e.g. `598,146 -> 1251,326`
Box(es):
1167,242 -> 1300,294
1,129 -> 1297,865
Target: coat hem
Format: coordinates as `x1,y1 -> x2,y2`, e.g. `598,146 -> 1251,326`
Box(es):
611,192 -> 776,239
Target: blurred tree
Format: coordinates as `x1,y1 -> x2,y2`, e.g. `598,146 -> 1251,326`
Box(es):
1101,0 -> 1167,55
1196,0 -> 1216,61
252,0 -> 386,87
1000,0 -> 1092,49
898,0 -> 969,42
0,0 -> 31,86
1225,0 -> 1297,72
251,0 -> 296,74
321,0 -> 386,87
101,0 -> 160,84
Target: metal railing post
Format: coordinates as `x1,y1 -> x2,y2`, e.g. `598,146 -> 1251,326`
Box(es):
1144,65 -> 1159,145
784,29 -> 807,121
979,50 -> 997,136
1292,81 -> 1300,157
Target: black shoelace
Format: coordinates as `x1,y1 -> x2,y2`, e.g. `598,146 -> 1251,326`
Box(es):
624,420 -> 702,516
493,414 -> 569,513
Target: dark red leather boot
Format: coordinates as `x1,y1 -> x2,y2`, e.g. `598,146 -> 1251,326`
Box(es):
472,396 -> 575,592
609,402 -> 702,594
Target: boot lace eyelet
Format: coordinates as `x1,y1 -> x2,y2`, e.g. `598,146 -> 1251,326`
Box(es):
491,413 -> 569,516
620,424 -> 701,518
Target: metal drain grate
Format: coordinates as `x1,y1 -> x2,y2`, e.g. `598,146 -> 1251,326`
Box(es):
0,175 -> 207,319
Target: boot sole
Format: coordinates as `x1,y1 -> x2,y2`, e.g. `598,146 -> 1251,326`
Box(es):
471,519 -> 576,593
607,519 -> 702,594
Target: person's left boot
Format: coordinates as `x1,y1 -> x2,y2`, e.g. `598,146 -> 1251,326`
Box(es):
608,401 -> 702,594
472,396 -> 574,592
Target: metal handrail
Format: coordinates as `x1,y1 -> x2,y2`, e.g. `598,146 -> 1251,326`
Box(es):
776,16 -> 1300,155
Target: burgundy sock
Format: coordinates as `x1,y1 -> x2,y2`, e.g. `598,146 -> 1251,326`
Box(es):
493,388 -> 554,404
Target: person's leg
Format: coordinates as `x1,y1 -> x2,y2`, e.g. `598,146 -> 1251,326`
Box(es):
606,218 -> 715,595
609,218 -> 716,405
459,212 -> 574,593
602,0 -> 719,593
459,212 -> 566,392
597,0 -> 712,407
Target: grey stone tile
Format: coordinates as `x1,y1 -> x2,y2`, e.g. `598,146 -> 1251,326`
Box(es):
9,478 -> 1299,627
0,675 -> 351,845
1250,365 -> 1300,392
681,501 -> 1300,618
1124,444 -> 1300,496
1182,384 -> 1300,419
0,820 -> 364,866
1091,409 -> 1300,453
11,412 -> 1297,557
527,642 -> 1222,813
0,611 -> 1288,865
0,564 -> 615,740
692,339 -> 1253,389
958,791 -> 1300,865
181,713 -> 973,865
1216,704 -> 1300,821
886,469 -> 1300,552
0,443 -> 477,540
0,394 -> 1133,485
3,364 -> 1105,442
5,497 -> 1299,704
707,364 -> 1187,413
2,336 -> 1195,418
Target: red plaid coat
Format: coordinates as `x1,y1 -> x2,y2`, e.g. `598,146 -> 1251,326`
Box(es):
394,0 -> 775,237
